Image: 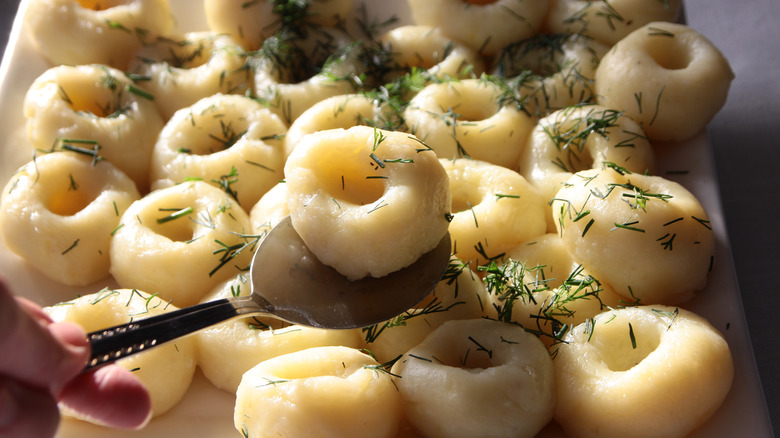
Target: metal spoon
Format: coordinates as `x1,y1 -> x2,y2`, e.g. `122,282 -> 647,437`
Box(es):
85,216 -> 451,369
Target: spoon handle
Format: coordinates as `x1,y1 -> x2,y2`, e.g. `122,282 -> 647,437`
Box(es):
84,296 -> 256,370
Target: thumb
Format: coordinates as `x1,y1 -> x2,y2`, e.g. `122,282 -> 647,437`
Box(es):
0,284 -> 88,393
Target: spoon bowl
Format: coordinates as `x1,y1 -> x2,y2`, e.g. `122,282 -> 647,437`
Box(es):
85,216 -> 451,369
252,216 -> 452,328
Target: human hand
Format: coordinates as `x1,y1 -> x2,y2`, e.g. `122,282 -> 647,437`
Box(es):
0,278 -> 152,437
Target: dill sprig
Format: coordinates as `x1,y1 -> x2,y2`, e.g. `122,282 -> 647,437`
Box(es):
362,259 -> 469,344
480,258 -> 609,343
488,32 -> 602,117
271,0 -> 318,30
256,19 -> 353,85
212,166 -> 240,203
57,139 -> 103,166
209,231 -> 266,276
362,353 -> 403,378
156,207 -> 194,224
350,4 -> 401,88
76,68 -> 135,119
542,106 -> 624,157
608,180 -> 674,211
480,259 -> 537,323
362,294 -> 465,343
481,72 -> 536,115
61,239 -> 79,255
359,68 -> 433,131
493,33 -> 572,78
563,0 -> 624,32
209,120 -> 248,151
593,1 -> 625,31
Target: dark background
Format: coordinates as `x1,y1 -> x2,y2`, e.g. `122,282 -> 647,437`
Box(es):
0,0 -> 17,50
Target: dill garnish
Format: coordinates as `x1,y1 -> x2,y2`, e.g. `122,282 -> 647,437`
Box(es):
481,259 -> 609,343
156,207 -> 194,224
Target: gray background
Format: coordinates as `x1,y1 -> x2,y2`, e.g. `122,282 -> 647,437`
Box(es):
685,1 -> 780,435
1,0 -> 777,435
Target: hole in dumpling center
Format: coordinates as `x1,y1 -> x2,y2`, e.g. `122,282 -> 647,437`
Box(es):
451,187 -> 483,214
436,87 -> 499,123
436,345 -> 495,370
164,39 -> 213,69
46,184 -> 96,216
60,74 -> 133,118
263,33 -> 346,85
313,148 -> 385,206
495,37 -> 569,78
75,0 -> 130,11
593,320 -> 663,372
195,117 -> 250,154
145,208 -> 197,242
647,38 -> 692,70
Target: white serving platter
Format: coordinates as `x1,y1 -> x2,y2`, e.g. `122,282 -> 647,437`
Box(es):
0,1 -> 772,437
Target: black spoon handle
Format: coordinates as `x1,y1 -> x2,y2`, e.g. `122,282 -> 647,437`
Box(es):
84,296 -> 263,370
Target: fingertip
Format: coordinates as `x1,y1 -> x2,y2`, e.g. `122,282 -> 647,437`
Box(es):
48,321 -> 89,352
47,322 -> 90,395
1,297 -> 86,393
13,297 -> 53,325
59,365 -> 152,430
97,366 -> 153,429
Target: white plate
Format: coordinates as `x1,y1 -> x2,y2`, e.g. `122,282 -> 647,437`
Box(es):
0,1 -> 771,437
